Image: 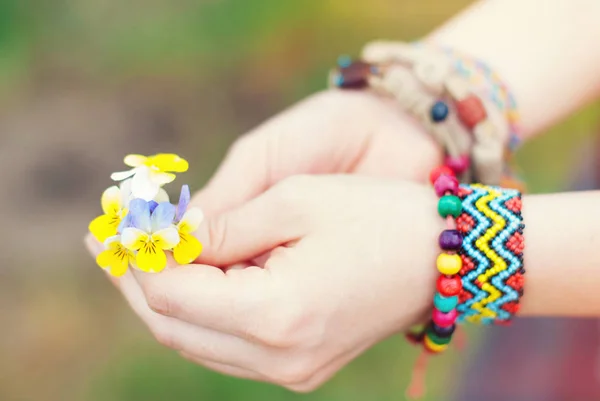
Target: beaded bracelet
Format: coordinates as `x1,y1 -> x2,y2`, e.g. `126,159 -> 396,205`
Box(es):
329,43 -> 522,188
456,184 -> 525,325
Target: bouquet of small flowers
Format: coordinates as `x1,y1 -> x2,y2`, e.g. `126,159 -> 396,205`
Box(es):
89,154 -> 204,277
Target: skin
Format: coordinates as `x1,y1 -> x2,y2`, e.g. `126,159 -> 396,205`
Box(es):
85,0 -> 600,393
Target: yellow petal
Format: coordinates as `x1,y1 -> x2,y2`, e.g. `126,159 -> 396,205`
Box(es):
121,228 -> 150,251
152,227 -> 180,249
146,154 -> 189,172
89,214 -> 117,242
136,243 -> 167,273
173,232 -> 203,265
179,208 -> 204,233
96,244 -> 130,277
124,154 -> 148,168
101,186 -> 122,215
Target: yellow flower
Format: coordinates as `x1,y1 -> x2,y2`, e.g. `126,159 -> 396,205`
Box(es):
89,186 -> 128,242
173,185 -> 204,264
121,200 -> 180,273
96,236 -> 135,277
111,154 -> 189,201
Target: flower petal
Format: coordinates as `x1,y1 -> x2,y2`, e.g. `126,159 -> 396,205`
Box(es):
154,188 -> 170,203
148,200 -> 159,214
104,235 -> 121,247
179,207 -> 204,233
110,169 -> 136,182
96,244 -> 130,277
147,154 -> 189,172
131,166 -> 160,201
128,198 -> 151,232
121,228 -> 149,251
151,202 -> 176,232
136,245 -> 167,273
176,185 -> 190,222
124,154 -> 148,168
89,214 -> 117,242
152,227 -> 180,249
117,212 -> 132,233
150,171 -> 176,186
100,186 -> 122,215
173,232 -> 203,264
119,179 -> 133,204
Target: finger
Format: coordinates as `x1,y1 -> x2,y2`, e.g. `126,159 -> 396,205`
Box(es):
131,265 -> 279,339
190,90 -> 396,216
361,40 -> 417,63
84,233 -> 120,288
120,269 -> 289,370
194,179 -> 310,267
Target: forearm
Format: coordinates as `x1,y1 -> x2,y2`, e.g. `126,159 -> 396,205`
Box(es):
521,190 -> 600,317
427,0 -> 600,140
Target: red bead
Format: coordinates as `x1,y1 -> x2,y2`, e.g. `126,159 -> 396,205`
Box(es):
436,275 -> 462,296
432,308 -> 457,327
429,165 -> 454,185
434,174 -> 459,197
445,154 -> 471,174
456,95 -> 487,129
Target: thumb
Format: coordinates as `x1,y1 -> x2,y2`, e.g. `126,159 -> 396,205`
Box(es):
194,178 -> 311,267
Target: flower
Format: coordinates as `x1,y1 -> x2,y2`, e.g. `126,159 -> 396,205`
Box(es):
121,199 -> 180,273
89,179 -> 169,242
89,185 -> 129,242
173,185 -> 204,264
96,236 -> 135,277
111,154 -> 188,201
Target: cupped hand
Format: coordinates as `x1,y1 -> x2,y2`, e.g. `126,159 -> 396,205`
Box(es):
193,88 -> 441,217
90,175 -> 443,392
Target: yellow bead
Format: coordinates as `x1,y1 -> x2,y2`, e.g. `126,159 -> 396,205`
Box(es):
437,253 -> 462,275
424,335 -> 448,352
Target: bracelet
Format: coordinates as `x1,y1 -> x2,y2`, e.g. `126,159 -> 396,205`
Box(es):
456,184 -> 525,325
329,42 -> 522,188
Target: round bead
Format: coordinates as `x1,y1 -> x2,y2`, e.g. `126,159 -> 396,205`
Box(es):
432,308 -> 458,328
431,322 -> 456,337
430,101 -> 449,123
434,292 -> 459,313
445,154 -> 471,174
436,275 -> 462,296
456,95 -> 487,129
439,229 -> 463,250
425,331 -> 451,345
434,174 -> 459,197
437,253 -> 462,275
424,335 -> 448,353
438,195 -> 462,218
337,61 -> 372,89
429,165 -> 455,185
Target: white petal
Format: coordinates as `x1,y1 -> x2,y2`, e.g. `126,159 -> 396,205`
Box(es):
150,171 -> 176,186
152,227 -> 180,249
121,228 -> 148,250
131,166 -> 159,201
154,188 -> 170,203
110,168 -> 136,181
180,208 -> 204,232
119,179 -> 133,204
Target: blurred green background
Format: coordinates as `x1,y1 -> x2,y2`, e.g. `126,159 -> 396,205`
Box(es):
2,1 -> 599,401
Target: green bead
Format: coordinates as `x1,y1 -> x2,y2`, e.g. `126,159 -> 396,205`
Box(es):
434,292 -> 459,313
438,195 -> 462,218
425,329 -> 452,345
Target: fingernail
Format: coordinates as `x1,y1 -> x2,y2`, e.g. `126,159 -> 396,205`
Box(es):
84,233 -> 103,256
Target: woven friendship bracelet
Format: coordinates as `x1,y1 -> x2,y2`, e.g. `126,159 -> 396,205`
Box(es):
456,184 -> 525,325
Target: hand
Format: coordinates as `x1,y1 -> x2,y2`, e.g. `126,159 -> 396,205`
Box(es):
193,88 -> 441,217
87,175 -> 443,392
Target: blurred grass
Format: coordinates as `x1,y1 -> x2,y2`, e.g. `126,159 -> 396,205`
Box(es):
1,1 -> 599,401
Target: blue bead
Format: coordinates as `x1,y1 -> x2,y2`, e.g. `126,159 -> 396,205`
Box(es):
434,292 -> 459,313
337,55 -> 352,68
333,73 -> 344,87
430,101 -> 449,122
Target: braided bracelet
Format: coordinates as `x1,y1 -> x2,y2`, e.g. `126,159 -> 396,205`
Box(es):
456,184 -> 525,325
